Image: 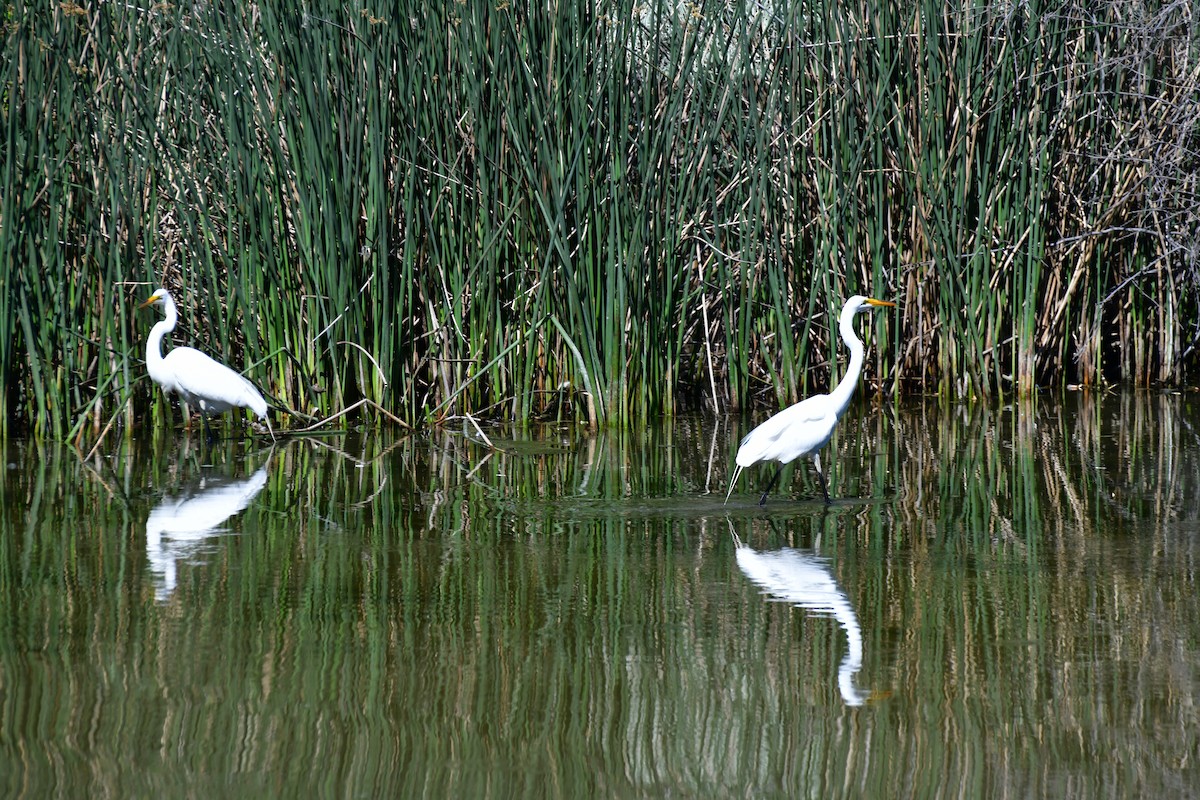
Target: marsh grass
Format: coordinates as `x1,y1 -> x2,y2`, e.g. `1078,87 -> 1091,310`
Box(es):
2,1 -> 1198,442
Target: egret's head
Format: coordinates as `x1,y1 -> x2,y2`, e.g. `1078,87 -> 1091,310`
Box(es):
138,288 -> 170,310
852,295 -> 895,314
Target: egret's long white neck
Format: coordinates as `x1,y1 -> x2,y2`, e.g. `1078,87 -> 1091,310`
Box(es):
146,294 -> 178,387
827,301 -> 867,414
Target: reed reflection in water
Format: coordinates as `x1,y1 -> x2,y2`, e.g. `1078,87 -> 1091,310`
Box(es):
0,392 -> 1198,797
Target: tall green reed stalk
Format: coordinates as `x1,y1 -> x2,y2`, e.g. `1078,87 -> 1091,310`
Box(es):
1,0 -> 1198,442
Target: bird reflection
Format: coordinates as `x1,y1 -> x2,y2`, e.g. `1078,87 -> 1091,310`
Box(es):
733,535 -> 870,706
145,465 -> 269,601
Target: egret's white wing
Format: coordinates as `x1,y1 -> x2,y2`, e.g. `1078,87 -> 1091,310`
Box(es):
736,393 -> 838,466
162,346 -> 267,417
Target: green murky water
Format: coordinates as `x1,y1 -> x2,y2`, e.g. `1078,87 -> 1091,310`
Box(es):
2,393 -> 1198,797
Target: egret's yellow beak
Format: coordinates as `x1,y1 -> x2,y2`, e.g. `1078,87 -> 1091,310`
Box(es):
865,298 -> 896,308
138,295 -> 158,309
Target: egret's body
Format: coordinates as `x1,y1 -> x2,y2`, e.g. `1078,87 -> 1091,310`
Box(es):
726,295 -> 893,505
140,288 -> 273,440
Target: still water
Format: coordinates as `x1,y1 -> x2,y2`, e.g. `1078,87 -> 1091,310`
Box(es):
1,392 -> 1198,797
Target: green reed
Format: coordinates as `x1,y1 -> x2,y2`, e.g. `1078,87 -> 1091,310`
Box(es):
2,1 -> 1197,441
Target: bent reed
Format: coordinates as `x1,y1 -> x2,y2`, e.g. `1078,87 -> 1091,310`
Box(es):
2,0 -> 1197,441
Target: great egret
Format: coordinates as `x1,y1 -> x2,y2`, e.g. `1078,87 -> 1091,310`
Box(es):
725,294 -> 894,505
139,287 -> 274,441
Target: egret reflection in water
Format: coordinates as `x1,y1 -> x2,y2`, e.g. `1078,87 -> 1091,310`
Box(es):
733,535 -> 870,706
145,464 -> 269,601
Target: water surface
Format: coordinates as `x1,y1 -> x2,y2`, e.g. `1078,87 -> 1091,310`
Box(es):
2,392 -> 1198,797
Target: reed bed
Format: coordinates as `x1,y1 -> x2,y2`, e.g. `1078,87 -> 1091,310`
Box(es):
1,0 -> 1198,440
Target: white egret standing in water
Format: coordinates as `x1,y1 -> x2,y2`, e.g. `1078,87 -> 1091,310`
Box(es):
725,295 -> 894,505
139,287 -> 274,441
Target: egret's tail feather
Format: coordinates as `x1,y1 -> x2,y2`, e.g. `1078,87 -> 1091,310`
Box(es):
724,464 -> 744,505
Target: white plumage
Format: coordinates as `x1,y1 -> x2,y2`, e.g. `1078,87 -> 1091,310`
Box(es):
140,287 -> 273,439
725,294 -> 894,505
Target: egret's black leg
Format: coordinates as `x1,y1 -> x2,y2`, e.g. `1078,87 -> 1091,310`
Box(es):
813,452 -> 831,504
202,415 -> 216,444
815,470 -> 831,504
758,467 -> 782,506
